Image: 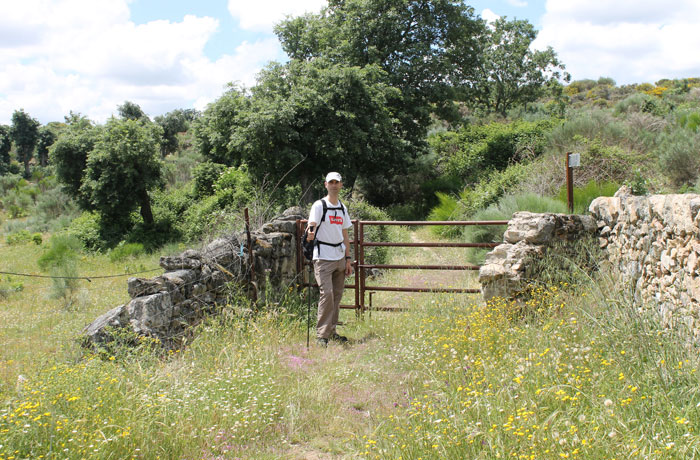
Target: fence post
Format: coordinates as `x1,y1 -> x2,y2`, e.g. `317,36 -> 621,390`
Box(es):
244,208 -> 257,302
353,220 -> 360,317
359,222 -> 365,314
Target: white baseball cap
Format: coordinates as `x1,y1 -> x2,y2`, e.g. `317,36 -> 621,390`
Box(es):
325,172 -> 342,182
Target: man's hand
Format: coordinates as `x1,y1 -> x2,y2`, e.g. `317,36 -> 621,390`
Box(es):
345,259 -> 353,276
306,226 -> 316,242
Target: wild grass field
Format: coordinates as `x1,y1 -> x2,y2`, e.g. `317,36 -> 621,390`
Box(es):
1,227 -> 699,459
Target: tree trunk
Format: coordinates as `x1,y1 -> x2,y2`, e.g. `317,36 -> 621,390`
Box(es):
23,154 -> 30,178
139,189 -> 154,225
299,174 -> 318,204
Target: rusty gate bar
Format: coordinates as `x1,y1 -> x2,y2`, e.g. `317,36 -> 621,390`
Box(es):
363,242 -> 499,248
361,264 -> 480,270
364,286 -> 481,293
364,220 -> 509,226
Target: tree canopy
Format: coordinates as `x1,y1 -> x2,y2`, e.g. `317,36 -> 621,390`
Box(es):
36,126 -> 57,167
117,101 -> 149,121
193,85 -> 251,166
49,113 -> 99,206
155,109 -> 198,157
467,17 -> 569,116
10,109 -> 40,177
232,60 -> 405,195
275,0 -> 483,139
79,118 -> 164,228
0,125 -> 12,174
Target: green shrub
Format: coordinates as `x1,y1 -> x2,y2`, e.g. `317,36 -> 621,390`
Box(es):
1,189 -> 32,218
458,162 -> 535,217
433,119 -> 558,183
273,183 -> 303,211
109,241 -> 146,262
127,209 -> 179,251
0,173 -> 24,195
179,165 -> 257,242
614,93 -> 653,114
564,137 -> 653,187
0,277 -> 24,299
192,161 -> 226,197
64,211 -> 103,251
5,229 -> 32,245
162,143 -> 203,188
548,108 -> 633,153
657,129 -> 700,187
213,164 -> 255,208
678,111 -> 700,132
31,232 -> 42,245
429,162 -> 535,237
34,187 -> 79,221
613,91 -> 670,117
38,234 -> 83,306
427,192 -> 462,238
38,234 -> 82,271
181,194 -> 237,242
624,171 -> 649,195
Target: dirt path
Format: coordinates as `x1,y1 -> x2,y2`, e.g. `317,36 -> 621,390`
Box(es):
276,228 -> 483,459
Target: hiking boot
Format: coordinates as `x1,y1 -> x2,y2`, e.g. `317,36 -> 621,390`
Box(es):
316,337 -> 329,347
329,332 -> 348,343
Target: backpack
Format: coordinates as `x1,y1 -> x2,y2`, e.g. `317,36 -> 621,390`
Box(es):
302,199 -> 347,261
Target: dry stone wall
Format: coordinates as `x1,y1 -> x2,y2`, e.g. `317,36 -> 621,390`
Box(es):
589,188 -> 700,339
478,212 -> 597,300
83,207 -> 304,348
479,187 -> 700,342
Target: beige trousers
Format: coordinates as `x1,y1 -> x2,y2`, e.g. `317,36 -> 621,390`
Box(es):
313,258 -> 346,339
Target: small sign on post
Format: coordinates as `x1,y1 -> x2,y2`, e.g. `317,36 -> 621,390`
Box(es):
566,153 -> 580,213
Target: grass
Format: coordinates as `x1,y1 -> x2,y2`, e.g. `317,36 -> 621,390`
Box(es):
1,227 -> 699,459
0,235 -> 169,392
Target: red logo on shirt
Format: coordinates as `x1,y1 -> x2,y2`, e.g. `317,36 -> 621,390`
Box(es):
329,216 -> 343,225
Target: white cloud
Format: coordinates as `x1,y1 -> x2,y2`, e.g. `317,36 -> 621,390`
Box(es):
506,0 -> 528,7
227,0 -> 327,32
481,8 -> 501,24
535,0 -> 700,84
0,0 -> 286,124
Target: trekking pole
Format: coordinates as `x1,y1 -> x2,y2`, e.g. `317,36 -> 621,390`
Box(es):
306,261 -> 312,349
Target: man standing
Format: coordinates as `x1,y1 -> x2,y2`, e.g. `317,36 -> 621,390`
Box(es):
306,172 -> 353,346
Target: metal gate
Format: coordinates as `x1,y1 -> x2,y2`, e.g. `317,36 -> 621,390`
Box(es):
295,219 -> 508,313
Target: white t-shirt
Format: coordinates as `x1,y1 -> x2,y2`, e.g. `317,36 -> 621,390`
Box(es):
308,198 -> 352,260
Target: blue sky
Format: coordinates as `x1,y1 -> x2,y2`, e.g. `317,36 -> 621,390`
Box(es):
129,0 -> 547,63
2,0 -> 700,124
129,0 -> 268,62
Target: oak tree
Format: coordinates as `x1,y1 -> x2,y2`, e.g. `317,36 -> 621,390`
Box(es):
10,109 -> 40,177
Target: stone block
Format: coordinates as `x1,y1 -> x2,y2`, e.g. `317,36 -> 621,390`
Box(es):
83,304 -> 129,344
127,277 -> 166,298
126,292 -> 174,336
160,255 -> 202,271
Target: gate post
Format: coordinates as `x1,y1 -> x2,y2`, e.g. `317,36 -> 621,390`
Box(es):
353,220 -> 360,317
359,222 -> 365,313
